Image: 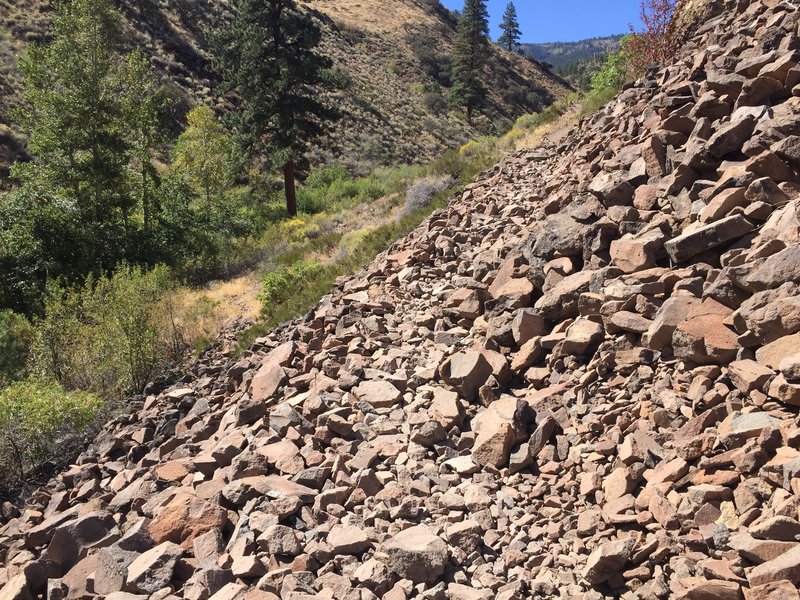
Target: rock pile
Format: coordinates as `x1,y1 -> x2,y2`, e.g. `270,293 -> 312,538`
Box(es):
3,1 -> 800,599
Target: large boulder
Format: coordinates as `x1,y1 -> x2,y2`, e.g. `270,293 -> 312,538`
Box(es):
672,299 -> 739,364
471,397 -> 534,468
439,352 -> 494,401
148,492 -> 228,550
125,541 -> 184,594
383,525 -> 449,584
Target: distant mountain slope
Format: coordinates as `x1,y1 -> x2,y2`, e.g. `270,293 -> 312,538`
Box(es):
0,0 -> 571,181
520,35 -> 623,70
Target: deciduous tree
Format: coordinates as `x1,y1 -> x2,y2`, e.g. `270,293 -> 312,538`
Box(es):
626,0 -> 678,72
172,105 -> 236,217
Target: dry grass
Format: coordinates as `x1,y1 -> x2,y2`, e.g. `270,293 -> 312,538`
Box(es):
162,273 -> 262,354
305,0 -> 438,33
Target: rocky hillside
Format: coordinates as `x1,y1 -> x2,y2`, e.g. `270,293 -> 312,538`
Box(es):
3,0 -> 800,599
0,0 -> 570,181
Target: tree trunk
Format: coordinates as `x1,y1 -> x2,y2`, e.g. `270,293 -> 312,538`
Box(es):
466,103 -> 473,126
142,163 -> 150,231
284,160 -> 297,217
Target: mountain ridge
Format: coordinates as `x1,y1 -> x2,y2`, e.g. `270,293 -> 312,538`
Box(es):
0,0 -> 571,181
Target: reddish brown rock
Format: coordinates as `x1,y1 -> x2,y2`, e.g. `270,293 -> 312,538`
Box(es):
673,299 -> 739,364
148,493 -> 228,550
439,352 -> 493,401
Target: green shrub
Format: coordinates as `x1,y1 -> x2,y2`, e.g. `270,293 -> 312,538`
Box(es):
260,261 -> 326,321
0,379 -> 102,491
0,310 -> 33,386
32,264 -> 174,399
297,166 -> 389,214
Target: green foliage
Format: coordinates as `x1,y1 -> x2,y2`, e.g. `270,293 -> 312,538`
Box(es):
0,311 -> 33,386
297,166 -> 388,215
172,105 -> 239,213
213,0 -> 340,214
590,39 -> 631,94
32,265 -> 173,398
580,86 -> 621,118
260,261 -> 325,322
0,379 -> 102,491
1,0 -> 176,315
498,2 -> 522,51
451,0 -> 490,123
407,31 -> 452,88
579,36 -> 634,115
120,50 -> 170,231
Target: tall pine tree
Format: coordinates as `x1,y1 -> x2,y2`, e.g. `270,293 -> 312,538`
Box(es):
214,0 -> 338,216
451,0 -> 490,124
498,2 -> 522,52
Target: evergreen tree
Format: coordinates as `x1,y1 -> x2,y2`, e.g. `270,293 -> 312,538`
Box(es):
498,2 -> 522,52
451,0 -> 490,124
214,0 -> 338,216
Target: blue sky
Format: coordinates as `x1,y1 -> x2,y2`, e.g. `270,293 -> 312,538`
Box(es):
440,0 -> 644,44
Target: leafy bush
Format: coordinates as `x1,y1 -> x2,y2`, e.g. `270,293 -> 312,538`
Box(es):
407,31 -> 452,87
0,310 -> 33,386
32,265 -> 174,399
424,91 -> 448,115
297,166 -> 388,214
590,41 -> 631,94
0,379 -> 102,492
404,175 -> 454,214
260,261 -> 325,321
625,0 -> 678,73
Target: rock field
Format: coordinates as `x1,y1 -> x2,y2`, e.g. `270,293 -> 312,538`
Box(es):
3,0 -> 800,599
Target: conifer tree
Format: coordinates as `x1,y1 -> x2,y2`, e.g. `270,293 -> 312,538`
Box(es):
214,0 -> 338,216
451,0 -> 490,124
498,2 -> 522,52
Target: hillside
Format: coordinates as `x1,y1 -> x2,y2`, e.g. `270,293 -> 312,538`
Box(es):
4,0 -> 800,599
0,0 -> 571,182
521,35 -> 624,71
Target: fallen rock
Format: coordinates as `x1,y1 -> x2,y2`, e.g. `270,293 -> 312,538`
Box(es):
582,538 -> 635,585
124,541 -> 184,594
383,525 -> 449,585
439,352 -> 493,401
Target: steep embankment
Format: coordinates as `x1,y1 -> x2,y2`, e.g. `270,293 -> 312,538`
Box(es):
3,0 -> 800,599
0,0 -> 570,182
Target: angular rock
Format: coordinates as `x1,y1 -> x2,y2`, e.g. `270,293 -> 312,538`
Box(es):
148,493 -> 228,550
582,538 -> 635,585
665,215 -> 756,263
353,379 -> 403,409
125,541 -> 184,594
383,525 -> 449,585
439,352 -> 493,401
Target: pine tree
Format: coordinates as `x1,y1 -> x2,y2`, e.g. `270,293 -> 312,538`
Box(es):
214,0 -> 338,216
498,2 -> 522,52
451,0 -> 490,124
